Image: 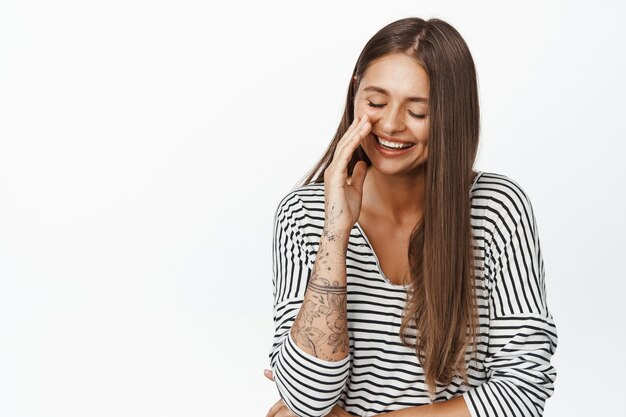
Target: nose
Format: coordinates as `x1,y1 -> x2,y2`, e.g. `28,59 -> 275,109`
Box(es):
378,104 -> 406,136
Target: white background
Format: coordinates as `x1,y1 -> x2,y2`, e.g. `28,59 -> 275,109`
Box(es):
1,1 -> 624,416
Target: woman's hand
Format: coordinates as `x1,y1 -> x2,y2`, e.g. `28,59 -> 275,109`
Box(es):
265,398 -> 298,417
327,404 -> 354,417
264,369 -> 352,417
265,398 -> 347,417
323,115 -> 371,235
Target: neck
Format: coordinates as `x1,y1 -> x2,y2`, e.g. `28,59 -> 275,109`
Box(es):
362,164 -> 426,226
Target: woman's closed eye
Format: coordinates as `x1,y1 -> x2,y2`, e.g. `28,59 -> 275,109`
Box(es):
366,101 -> 427,119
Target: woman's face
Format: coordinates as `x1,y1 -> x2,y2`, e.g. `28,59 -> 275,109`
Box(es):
353,52 -> 430,176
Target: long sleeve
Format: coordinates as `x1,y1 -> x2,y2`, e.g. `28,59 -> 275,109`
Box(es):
462,189 -> 558,417
269,193 -> 350,417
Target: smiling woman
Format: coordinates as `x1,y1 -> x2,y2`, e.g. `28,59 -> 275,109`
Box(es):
356,54 -> 430,165
266,16 -> 558,417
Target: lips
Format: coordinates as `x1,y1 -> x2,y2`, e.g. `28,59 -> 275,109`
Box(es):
370,134 -> 416,157
373,133 -> 415,145
372,133 -> 416,150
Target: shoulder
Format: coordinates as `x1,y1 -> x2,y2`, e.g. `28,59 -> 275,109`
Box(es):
274,182 -> 326,241
274,182 -> 325,220
471,170 -> 537,233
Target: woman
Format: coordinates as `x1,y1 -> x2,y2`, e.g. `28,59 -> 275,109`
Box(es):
264,17 -> 558,417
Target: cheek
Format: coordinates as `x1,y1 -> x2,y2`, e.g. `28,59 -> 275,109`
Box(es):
354,101 -> 377,120
415,121 -> 429,141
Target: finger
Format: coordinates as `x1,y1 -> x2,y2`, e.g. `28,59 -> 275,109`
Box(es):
337,118 -> 370,164
334,117 -> 361,157
330,403 -> 348,417
266,398 -> 285,417
346,159 -> 366,186
342,116 -> 362,141
326,116 -> 370,185
276,405 -> 298,417
336,115 -> 369,156
264,369 -> 274,381
349,160 -> 368,193
269,401 -> 298,417
334,115 -> 367,157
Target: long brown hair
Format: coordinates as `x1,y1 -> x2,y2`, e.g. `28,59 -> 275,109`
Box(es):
294,17 -> 480,398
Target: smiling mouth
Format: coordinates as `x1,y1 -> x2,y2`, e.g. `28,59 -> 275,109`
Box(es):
372,134 -> 415,150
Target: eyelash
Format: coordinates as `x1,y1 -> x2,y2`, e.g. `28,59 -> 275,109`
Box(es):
367,101 -> 427,119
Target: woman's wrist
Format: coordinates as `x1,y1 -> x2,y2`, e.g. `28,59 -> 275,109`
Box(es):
321,225 -> 351,247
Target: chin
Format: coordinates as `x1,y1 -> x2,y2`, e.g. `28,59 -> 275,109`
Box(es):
366,156 -> 424,176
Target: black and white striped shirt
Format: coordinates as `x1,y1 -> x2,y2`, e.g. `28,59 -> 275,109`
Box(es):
268,171 -> 558,417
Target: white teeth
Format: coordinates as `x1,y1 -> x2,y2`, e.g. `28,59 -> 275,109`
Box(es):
376,135 -> 414,149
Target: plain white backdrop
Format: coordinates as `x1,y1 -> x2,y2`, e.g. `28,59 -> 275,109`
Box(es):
1,1 -> 624,416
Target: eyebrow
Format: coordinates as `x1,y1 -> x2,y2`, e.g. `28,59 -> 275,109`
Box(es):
363,86 -> 429,103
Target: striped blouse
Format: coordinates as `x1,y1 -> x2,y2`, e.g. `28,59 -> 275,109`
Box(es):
268,171 -> 558,417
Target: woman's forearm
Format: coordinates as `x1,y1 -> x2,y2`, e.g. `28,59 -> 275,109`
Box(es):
373,395 -> 471,417
289,226 -> 350,362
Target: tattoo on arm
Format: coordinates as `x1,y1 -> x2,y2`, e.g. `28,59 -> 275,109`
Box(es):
324,202 -> 344,233
322,227 -> 342,242
291,232 -> 349,360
